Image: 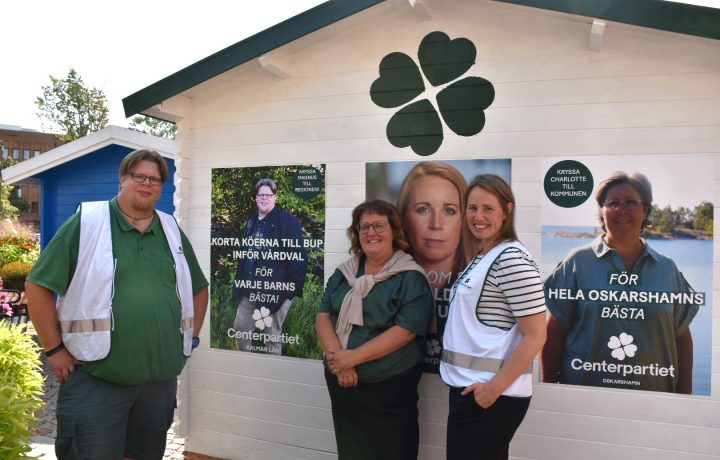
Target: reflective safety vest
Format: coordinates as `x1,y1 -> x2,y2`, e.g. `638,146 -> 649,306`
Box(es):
440,241 -> 534,397
57,201 -> 195,361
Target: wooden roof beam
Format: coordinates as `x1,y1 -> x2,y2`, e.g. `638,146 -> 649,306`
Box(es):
259,50 -> 293,78
589,18 -> 606,51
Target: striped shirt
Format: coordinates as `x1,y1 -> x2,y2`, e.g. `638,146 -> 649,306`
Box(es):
468,247 -> 546,330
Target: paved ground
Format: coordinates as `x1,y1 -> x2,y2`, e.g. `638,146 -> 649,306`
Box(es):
27,323 -> 186,459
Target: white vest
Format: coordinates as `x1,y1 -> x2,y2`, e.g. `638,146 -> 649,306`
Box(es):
57,201 -> 195,361
440,241 -> 534,397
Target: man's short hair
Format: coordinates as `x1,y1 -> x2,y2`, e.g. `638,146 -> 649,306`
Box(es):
255,178 -> 277,194
119,149 -> 169,184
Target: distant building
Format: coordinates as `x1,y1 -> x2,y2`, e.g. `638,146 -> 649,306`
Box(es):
0,125 -> 63,228
2,126 -> 177,248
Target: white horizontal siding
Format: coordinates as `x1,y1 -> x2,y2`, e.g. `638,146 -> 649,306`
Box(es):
174,0 -> 720,458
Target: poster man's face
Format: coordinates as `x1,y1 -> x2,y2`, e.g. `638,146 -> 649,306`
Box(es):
256,185 -> 276,215
404,175 -> 462,269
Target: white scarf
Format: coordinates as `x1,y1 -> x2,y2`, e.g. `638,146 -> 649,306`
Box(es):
335,250 -> 428,348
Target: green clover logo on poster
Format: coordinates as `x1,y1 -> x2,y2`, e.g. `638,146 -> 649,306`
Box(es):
544,160 -> 594,208
370,31 -> 495,156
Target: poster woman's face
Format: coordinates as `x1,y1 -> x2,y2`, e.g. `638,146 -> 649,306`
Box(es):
600,183 -> 647,240
404,175 -> 462,268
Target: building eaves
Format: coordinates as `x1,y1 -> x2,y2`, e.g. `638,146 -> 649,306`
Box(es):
122,0 -> 720,119
496,0 -> 720,41
1,126 -> 177,184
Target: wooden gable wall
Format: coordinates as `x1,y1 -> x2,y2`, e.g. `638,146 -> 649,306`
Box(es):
172,1 -> 720,458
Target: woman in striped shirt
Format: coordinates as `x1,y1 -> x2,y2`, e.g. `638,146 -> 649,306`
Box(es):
440,174 -> 547,460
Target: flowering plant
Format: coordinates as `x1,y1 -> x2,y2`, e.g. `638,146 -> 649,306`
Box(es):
0,261 -> 33,279
0,222 -> 39,274
0,292 -> 12,317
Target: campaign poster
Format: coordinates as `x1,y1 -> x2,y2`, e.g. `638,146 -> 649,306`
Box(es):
366,159 -> 511,373
541,155 -> 712,395
210,165 -> 326,359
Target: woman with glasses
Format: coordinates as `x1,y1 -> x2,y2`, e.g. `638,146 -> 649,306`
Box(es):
316,199 -> 433,459
440,175 -> 546,460
543,171 -> 698,393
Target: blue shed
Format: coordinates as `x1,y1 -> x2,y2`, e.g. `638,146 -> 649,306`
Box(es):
2,126 -> 178,248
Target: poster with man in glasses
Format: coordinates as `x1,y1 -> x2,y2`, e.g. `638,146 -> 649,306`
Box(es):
210,165 -> 325,358
540,155 -> 712,395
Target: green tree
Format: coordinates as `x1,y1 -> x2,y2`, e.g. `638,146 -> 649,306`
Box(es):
692,201 -> 713,233
651,204 -> 673,232
8,189 -> 28,213
129,115 -> 176,139
0,157 -> 19,219
35,68 -> 109,142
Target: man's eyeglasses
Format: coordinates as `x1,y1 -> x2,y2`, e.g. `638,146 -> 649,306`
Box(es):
357,221 -> 388,235
129,173 -> 162,186
603,198 -> 642,211
256,193 -> 275,199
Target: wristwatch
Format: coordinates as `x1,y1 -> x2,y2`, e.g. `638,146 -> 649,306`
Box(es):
192,336 -> 200,349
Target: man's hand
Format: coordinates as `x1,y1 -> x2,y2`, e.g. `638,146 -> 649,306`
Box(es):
48,348 -> 79,384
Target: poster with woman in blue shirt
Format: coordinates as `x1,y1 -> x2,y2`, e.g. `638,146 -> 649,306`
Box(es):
540,155 -> 712,395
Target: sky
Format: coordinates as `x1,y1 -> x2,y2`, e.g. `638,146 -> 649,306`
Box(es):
0,0 -> 326,132
2,0 -> 716,133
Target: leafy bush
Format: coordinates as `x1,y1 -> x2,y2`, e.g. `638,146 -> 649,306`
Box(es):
0,322 -> 45,458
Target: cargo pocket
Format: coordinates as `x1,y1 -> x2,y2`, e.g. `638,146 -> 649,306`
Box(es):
55,421 -> 81,459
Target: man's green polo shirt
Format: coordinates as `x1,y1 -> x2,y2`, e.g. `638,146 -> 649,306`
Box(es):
28,198 -> 208,385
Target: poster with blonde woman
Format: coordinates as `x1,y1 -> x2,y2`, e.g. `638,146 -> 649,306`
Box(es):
541,155 -> 712,395
366,159 -> 511,372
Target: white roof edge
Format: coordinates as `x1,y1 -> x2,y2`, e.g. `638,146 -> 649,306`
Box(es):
2,126 -> 178,184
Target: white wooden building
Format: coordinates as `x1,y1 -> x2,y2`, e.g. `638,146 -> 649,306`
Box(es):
123,1 -> 720,458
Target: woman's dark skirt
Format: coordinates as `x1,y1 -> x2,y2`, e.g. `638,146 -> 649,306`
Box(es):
324,364 -> 423,460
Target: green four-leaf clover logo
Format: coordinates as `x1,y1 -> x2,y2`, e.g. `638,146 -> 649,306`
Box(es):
370,31 -> 495,156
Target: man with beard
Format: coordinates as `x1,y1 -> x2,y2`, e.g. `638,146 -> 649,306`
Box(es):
26,149 -> 208,459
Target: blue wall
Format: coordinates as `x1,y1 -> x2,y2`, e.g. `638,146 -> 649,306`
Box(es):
37,144 -> 176,248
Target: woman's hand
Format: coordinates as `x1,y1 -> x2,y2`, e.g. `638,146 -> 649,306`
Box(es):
327,349 -> 357,374
336,368 -> 359,388
462,381 -> 502,409
465,312 -> 547,408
